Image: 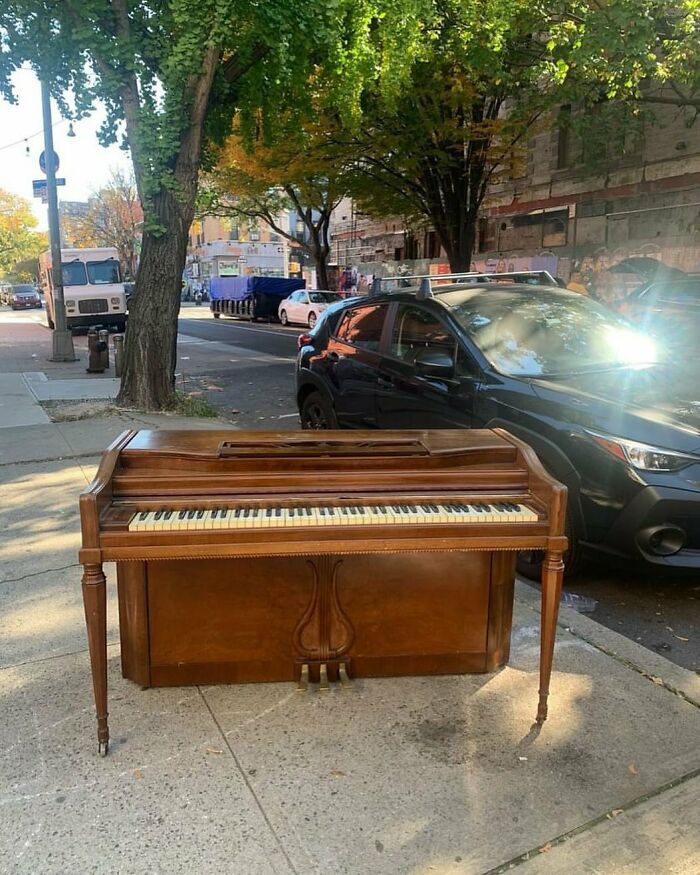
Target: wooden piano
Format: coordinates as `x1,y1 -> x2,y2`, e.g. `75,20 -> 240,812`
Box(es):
79,429 -> 567,756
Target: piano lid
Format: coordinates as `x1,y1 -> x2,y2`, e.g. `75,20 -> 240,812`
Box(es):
122,429 -> 518,461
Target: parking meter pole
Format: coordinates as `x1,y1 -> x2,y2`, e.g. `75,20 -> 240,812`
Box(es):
41,79 -> 75,362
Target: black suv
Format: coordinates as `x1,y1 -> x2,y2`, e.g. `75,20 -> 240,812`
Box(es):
295,282 -> 700,575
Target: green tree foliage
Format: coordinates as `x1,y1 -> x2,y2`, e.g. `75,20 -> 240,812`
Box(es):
333,1 -> 699,271
0,189 -> 45,278
0,0 -> 421,407
201,115 -> 353,289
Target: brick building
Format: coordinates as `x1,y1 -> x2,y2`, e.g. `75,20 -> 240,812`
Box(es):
332,101 -> 700,291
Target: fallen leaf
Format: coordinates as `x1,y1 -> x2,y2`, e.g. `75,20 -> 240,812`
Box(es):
673,634 -> 689,642
329,769 -> 346,777
188,390 -> 204,396
628,764 -> 637,776
610,809 -> 623,818
206,747 -> 223,755
518,756 -> 528,762
650,676 -> 664,685
666,626 -> 674,632
205,385 -> 223,391
538,843 -> 552,854
133,769 -> 143,779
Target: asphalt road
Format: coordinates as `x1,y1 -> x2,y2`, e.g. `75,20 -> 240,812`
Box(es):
178,307 -> 300,358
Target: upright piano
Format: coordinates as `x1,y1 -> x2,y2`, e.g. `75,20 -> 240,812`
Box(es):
79,429 -> 567,755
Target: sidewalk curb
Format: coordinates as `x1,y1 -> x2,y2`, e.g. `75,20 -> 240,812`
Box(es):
516,580 -> 700,709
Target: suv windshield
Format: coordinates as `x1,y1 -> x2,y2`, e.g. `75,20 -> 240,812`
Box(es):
12,285 -> 36,294
449,290 -> 658,377
62,262 -> 88,286
87,260 -> 121,284
309,292 -> 342,304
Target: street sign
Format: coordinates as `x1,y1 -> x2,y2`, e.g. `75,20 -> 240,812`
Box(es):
39,149 -> 60,174
32,178 -> 66,199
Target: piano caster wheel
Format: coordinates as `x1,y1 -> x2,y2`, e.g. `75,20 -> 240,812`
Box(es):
319,663 -> 330,693
98,740 -> 109,757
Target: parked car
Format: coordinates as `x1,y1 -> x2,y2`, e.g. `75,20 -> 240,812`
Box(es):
618,276 -> 700,355
296,282 -> 700,576
279,290 -> 344,328
9,284 -> 42,310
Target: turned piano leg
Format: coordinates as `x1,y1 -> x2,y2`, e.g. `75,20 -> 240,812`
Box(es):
537,549 -> 565,724
82,562 -> 109,756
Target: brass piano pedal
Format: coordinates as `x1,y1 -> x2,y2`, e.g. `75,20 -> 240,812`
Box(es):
297,663 -> 309,692
338,662 -> 352,689
319,663 -> 330,692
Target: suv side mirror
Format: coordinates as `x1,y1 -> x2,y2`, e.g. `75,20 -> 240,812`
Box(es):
414,348 -> 455,378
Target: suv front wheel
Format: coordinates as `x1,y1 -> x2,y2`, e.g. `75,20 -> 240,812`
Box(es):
300,391 -> 337,429
516,507 -> 582,580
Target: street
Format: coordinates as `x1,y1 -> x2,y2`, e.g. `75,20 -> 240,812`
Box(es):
5,302 -> 698,674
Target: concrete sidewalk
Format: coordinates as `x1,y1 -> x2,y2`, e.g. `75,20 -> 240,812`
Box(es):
1,317 -> 700,874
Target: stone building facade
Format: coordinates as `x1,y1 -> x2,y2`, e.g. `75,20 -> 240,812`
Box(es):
331,101 -> 700,291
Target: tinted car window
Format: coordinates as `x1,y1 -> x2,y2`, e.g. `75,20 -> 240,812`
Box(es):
335,304 -> 386,351
309,292 -> 342,304
448,290 -> 658,377
641,281 -> 700,305
12,284 -> 35,293
390,305 -> 455,363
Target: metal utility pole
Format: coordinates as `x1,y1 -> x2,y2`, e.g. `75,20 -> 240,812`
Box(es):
41,80 -> 75,361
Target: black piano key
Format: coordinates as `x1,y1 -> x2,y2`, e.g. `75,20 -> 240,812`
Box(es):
163,510 -> 173,519
196,510 -> 205,519
212,509 -> 219,519
154,510 -> 163,520
266,508 -> 273,516
244,508 -> 251,518
178,510 -> 187,519
275,508 -> 281,517
220,509 -> 230,518
187,510 -> 197,519
138,511 -> 149,520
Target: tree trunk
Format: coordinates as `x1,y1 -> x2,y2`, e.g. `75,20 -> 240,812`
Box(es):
116,188 -> 192,409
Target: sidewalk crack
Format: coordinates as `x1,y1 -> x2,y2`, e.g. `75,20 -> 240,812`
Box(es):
1,563 -> 80,586
482,765 -> 700,874
196,687 -> 304,875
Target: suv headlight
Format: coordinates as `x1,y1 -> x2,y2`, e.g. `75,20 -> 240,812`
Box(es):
587,430 -> 700,471
110,296 -> 121,305
65,299 -> 76,308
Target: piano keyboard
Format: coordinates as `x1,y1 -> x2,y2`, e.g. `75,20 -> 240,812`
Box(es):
128,502 -> 538,532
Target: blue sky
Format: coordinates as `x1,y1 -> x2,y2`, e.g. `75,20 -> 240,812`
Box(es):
0,66 -> 132,230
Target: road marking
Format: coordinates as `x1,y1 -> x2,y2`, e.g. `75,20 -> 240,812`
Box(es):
277,412 -> 299,418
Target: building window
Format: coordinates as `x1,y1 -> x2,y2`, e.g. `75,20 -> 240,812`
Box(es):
478,218 -> 497,253
557,105 -> 573,169
425,230 -> 441,259
542,216 -> 568,248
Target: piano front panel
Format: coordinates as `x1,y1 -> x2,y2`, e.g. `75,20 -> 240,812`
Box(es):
117,550 -> 513,688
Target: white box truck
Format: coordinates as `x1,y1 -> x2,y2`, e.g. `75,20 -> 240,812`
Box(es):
38,247 -> 128,331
